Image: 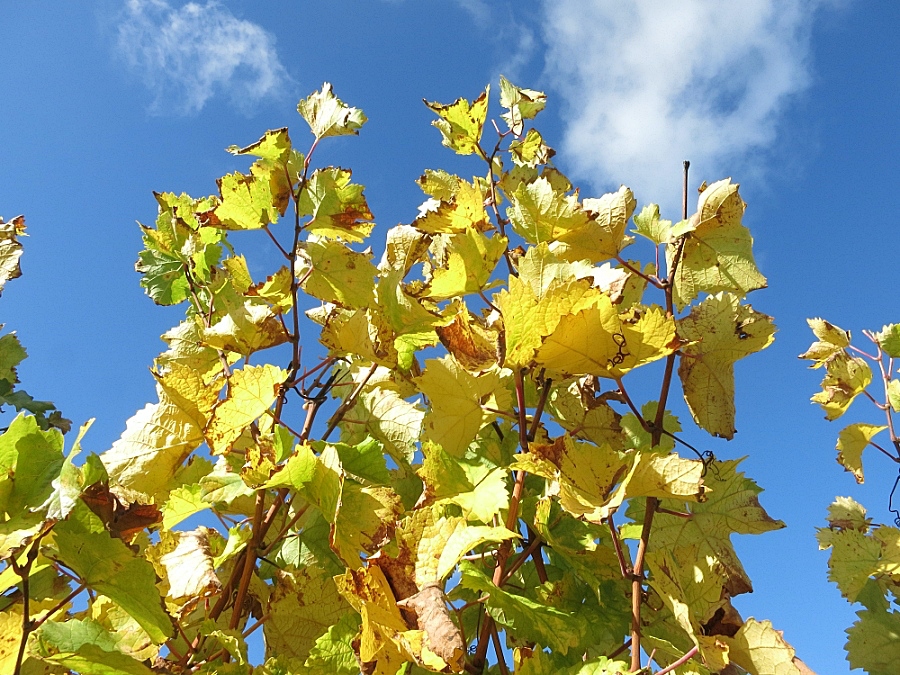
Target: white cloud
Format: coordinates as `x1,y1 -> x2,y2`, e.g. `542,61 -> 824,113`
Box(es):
116,0 -> 290,114
539,0 -> 836,214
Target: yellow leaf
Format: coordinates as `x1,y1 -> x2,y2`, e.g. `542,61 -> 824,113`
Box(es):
298,237 -> 376,310
677,293 -> 776,439
724,618 -> 802,675
205,364 -> 286,454
424,87 -> 490,156
670,179 -> 767,311
158,528 -> 220,600
417,357 -> 512,456
836,423 -> 887,483
424,227 -> 507,300
413,179 -> 490,234
554,185 -> 637,262
435,299 -> 501,372
798,317 -> 851,367
535,297 -> 677,379
811,353 -> 872,421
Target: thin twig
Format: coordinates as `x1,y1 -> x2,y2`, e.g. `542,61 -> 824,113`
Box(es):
654,645 -> 699,675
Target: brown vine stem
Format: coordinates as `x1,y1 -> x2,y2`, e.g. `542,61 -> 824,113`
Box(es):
472,369 -> 531,672
631,161 -> 690,672
654,645 -> 699,675
228,493 -> 266,630
491,624 -> 510,675
607,514 -> 631,580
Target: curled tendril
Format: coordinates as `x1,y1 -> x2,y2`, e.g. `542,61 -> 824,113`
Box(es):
606,332 -> 629,369
889,470 -> 900,527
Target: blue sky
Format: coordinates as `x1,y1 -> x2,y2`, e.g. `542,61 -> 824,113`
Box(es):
2,1 -> 898,672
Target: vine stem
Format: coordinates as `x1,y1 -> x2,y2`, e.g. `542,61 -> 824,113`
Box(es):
472,369 -> 531,672
654,645 -> 699,675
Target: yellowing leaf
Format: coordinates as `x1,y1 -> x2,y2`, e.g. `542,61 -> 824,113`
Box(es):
876,323 -> 900,358
319,306 -> 399,368
206,364 -> 286,454
378,224 -> 431,274
555,186 -> 637,263
227,127 -> 292,163
417,358 -> 511,456
506,177 -> 592,246
299,167 -> 375,243
633,203 -> 672,246
102,389 -> 205,500
0,216 -> 25,295
535,299 -> 677,379
435,300 -> 501,372
626,453 -> 705,502
201,300 -> 290,356
811,353 -> 872,421
499,75 -> 546,135
264,566 -> 350,662
298,238 -> 376,310
495,275 -> 601,369
724,618 -> 802,675
158,528 -> 220,600
509,128 -> 554,168
298,83 -> 367,139
424,87 -> 489,156
669,179 -> 767,310
836,423 -> 887,483
413,179 -> 490,234
677,293 -> 776,439
205,161 -> 286,231
424,227 -> 507,300
799,317 -> 851,367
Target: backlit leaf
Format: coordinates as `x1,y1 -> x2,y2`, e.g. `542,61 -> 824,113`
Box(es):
424,87 -> 489,156
836,423 -> 887,483
298,83 -> 367,139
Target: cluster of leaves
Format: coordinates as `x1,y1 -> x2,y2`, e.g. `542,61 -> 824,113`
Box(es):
0,217 -> 70,434
0,79 -> 803,675
801,321 -> 900,673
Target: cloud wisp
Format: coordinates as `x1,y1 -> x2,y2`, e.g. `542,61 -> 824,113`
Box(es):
539,0 -> 835,214
116,0 -> 290,115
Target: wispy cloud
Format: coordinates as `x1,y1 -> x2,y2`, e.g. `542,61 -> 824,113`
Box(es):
116,0 -> 290,115
538,0 -> 840,214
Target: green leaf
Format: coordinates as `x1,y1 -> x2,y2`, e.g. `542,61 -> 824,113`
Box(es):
459,561 -> 586,654
846,606 -> 900,675
0,412 -> 64,515
298,83 -> 367,139
876,323 -> 900,358
303,612 -> 362,675
424,86 -> 489,156
53,502 -> 173,643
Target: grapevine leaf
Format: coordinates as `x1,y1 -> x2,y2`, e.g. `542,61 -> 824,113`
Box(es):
332,482 -> 403,566
298,167 -> 374,243
0,216 -> 24,295
297,237 -> 376,310
677,293 -> 776,439
845,606 -> 900,675
509,128 -> 554,168
205,364 -> 286,455
378,224 -> 431,275
102,389 -> 205,500
157,528 -> 220,600
632,204 -> 672,246
418,443 -> 509,523
630,459 -> 784,596
535,298 -> 677,380
227,127 -> 292,163
424,87 -> 489,156
35,618 -> 156,675
724,618 -> 802,675
423,227 -> 507,300
810,353 -> 872,421
417,169 -> 461,201
836,423 -> 887,483
334,566 -> 408,665
546,381 -> 625,450
298,83 -> 367,139
459,560 -> 586,654
413,179 -> 490,234
200,300 -> 290,356
161,483 -> 209,529
417,358 -> 511,456
205,162 -> 286,231
555,186 -> 637,263
799,318 -> 852,366
495,276 -> 601,369
876,323 -> 900,358
53,502 -> 173,643
302,612 -> 362,675
435,299 -> 501,372
620,401 -> 681,453
669,179 -> 767,310
339,385 -> 424,463
264,566 -> 350,662
318,307 -> 399,368
499,75 -> 546,134
0,413 -> 64,516
506,177 -> 593,247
